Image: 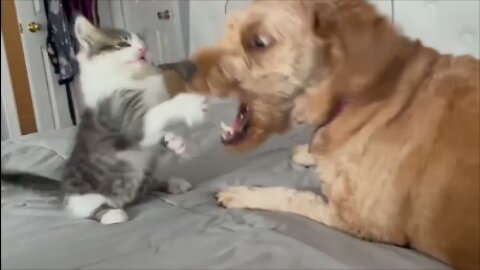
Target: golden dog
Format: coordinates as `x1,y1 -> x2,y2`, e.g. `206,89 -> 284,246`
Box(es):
172,0 -> 479,268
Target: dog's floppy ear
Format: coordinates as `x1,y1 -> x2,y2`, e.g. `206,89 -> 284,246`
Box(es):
312,1 -> 337,38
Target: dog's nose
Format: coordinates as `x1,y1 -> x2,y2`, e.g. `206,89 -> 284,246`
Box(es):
158,59 -> 197,82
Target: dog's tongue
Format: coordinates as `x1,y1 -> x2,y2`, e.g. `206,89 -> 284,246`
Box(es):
221,113 -> 242,142
232,116 -> 242,131
221,103 -> 249,144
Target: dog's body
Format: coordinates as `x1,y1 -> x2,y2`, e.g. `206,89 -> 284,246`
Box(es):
291,49 -> 479,267
182,0 -> 479,268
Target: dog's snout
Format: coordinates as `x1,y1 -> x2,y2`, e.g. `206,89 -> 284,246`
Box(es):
157,60 -> 197,82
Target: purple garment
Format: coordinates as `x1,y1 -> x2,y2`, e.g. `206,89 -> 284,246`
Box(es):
65,0 -> 99,25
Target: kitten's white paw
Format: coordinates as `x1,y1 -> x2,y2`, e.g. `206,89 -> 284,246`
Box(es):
174,93 -> 208,127
100,209 -> 129,225
167,177 -> 192,194
164,133 -> 187,155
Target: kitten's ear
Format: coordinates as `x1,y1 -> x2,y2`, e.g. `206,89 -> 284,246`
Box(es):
158,60 -> 196,82
74,15 -> 98,50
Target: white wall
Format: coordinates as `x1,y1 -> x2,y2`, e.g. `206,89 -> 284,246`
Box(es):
189,0 -> 246,53
1,32 -> 10,141
394,1 -> 479,57
189,0 -> 480,58
1,99 -> 8,141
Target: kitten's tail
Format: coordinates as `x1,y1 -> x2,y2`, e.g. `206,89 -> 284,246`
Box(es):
1,172 -> 61,194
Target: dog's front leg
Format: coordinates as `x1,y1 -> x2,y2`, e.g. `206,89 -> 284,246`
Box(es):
216,186 -> 333,226
291,81 -> 336,126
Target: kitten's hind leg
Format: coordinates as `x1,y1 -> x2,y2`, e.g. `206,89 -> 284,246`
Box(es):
66,194 -> 128,225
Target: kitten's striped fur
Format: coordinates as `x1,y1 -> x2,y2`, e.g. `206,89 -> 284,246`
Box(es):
2,16 -> 207,224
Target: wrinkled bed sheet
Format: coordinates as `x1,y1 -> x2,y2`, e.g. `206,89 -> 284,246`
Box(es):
1,102 -> 448,269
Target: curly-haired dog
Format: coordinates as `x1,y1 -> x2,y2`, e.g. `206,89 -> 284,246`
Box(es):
166,0 -> 479,268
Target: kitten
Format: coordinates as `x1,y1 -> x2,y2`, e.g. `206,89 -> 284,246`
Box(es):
1,16 -> 207,225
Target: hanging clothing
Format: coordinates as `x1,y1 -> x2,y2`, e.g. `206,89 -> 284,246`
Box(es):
43,0 -> 98,125
64,0 -> 99,27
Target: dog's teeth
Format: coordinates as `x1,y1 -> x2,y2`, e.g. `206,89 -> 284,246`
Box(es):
221,121 -> 233,133
222,132 -> 233,140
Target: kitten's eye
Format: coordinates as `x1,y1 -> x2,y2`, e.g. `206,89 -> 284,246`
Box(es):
116,41 -> 131,48
250,34 -> 273,49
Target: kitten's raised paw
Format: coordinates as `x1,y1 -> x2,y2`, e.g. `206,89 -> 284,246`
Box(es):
174,93 -> 208,127
163,133 -> 187,155
100,209 -> 129,225
166,177 -> 192,194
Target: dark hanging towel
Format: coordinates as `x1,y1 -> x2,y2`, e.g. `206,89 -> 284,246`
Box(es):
43,0 -> 99,126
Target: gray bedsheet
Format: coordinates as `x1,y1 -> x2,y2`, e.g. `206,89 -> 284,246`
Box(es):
1,102 -> 448,269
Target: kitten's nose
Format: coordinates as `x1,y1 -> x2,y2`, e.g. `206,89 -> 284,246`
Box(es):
158,60 -> 197,82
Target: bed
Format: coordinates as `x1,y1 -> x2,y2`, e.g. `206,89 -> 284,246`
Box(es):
1,101 -> 449,269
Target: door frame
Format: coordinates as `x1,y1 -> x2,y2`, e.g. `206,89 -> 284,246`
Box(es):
1,31 -> 21,139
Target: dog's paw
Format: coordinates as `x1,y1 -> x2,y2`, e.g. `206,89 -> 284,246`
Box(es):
216,186 -> 257,209
291,144 -> 316,167
174,93 -> 208,127
163,133 -> 187,155
166,177 -> 192,194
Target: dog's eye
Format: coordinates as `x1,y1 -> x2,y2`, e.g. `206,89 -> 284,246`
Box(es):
116,41 -> 131,48
250,34 -> 272,49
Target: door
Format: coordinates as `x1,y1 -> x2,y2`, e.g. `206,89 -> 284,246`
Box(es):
113,0 -> 187,64
14,0 -> 77,133
1,0 -> 36,136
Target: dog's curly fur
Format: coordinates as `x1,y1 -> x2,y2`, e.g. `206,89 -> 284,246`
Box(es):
186,0 -> 480,268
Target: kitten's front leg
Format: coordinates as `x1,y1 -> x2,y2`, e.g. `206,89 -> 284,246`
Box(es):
141,93 -> 208,147
161,132 -> 190,157
172,93 -> 208,127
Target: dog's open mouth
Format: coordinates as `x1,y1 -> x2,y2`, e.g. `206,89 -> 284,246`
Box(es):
220,103 -> 251,145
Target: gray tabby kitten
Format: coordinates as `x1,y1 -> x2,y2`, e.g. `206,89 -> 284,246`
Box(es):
3,16 -> 208,225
